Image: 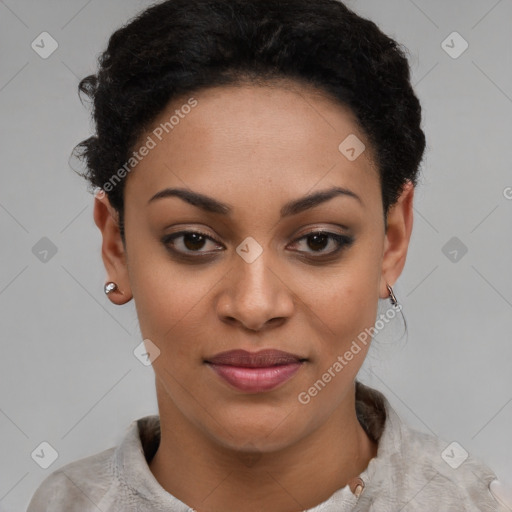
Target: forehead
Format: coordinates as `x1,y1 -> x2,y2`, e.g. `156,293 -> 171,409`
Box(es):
124,81 -> 381,216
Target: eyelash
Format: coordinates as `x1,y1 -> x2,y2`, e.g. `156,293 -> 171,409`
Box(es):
161,229 -> 355,260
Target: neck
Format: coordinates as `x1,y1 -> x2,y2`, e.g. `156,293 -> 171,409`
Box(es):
149,379 -> 378,512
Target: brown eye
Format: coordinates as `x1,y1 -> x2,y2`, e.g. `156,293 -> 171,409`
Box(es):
305,232 -> 330,251
181,232 -> 207,251
162,230 -> 223,255
289,231 -> 354,257
161,229 -> 354,262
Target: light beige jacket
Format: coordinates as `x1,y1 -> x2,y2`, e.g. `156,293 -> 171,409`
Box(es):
27,382 -> 512,511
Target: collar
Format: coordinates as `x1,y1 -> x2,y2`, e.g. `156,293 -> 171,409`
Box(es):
112,381 -> 405,510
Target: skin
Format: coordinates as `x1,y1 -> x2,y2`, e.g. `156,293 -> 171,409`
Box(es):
93,79 -> 414,512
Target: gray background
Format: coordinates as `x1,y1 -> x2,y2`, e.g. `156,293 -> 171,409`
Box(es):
1,0 -> 511,510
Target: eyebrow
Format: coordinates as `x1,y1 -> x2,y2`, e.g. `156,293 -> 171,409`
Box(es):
147,186 -> 363,218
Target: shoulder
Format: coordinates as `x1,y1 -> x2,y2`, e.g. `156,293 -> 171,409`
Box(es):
26,446 -> 116,512
355,383 -> 512,511
402,425 -> 509,510
375,404 -> 511,511
26,415 -> 159,512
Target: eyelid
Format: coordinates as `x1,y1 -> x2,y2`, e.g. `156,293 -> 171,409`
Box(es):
288,230 -> 354,255
162,229 -> 223,249
293,223 -> 351,238
161,226 -> 354,258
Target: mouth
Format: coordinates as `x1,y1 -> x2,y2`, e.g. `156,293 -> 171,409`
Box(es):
204,349 -> 307,367
204,349 -> 307,393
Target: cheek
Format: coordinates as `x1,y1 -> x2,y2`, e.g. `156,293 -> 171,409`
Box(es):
126,233 -> 209,352
133,266 -> 212,348
307,247 -> 381,360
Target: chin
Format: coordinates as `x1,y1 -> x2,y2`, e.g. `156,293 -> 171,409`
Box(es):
205,409 -> 308,453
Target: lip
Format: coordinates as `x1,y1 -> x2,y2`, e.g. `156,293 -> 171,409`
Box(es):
205,349 -> 306,367
204,349 -> 307,393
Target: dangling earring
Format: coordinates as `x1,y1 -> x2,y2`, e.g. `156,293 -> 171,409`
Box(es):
386,284 -> 399,307
104,282 -> 118,295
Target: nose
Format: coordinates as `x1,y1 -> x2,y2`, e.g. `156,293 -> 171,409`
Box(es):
216,250 -> 295,332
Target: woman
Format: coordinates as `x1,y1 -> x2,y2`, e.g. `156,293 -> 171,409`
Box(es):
27,0 -> 510,510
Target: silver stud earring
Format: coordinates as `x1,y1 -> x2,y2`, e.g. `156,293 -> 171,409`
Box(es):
386,284 -> 398,307
104,282 -> 118,295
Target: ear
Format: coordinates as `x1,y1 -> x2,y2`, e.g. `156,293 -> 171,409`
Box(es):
93,191 -> 133,305
379,180 -> 414,299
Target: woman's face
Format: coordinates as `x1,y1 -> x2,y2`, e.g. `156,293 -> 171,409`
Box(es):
95,81 -> 413,452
